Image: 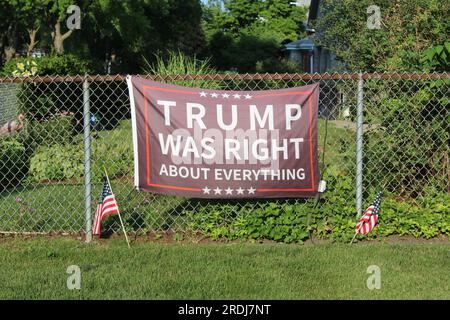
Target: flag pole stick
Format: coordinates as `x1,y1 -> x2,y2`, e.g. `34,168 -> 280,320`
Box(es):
350,216 -> 366,244
349,227 -> 361,245
350,192 -> 382,245
104,167 -> 131,249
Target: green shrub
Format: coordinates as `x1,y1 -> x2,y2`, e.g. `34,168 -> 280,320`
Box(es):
421,41 -> 450,72
255,58 -> 301,73
185,171 -> 450,243
0,133 -> 32,190
29,143 -> 84,182
28,120 -> 133,183
364,79 -> 449,197
2,54 -> 93,141
3,55 -> 126,135
28,116 -> 75,147
208,24 -> 298,73
15,81 -> 81,125
375,193 -> 450,239
2,54 -> 93,76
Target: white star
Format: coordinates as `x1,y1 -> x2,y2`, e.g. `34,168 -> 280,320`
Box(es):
233,93 -> 241,99
199,91 -> 207,97
247,187 -> 256,194
202,186 -> 211,194
225,187 -> 233,195
244,94 -> 252,99
210,92 -> 219,98
222,93 -> 230,99
236,187 -> 244,195
213,187 -> 222,195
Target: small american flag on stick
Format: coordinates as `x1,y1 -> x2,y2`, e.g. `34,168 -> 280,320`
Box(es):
92,175 -> 119,236
350,192 -> 382,244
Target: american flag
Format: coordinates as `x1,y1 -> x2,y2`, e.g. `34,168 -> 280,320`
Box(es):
355,192 -> 382,235
92,175 -> 119,236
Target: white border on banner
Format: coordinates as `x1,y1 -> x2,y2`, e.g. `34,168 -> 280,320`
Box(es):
126,75 -> 140,190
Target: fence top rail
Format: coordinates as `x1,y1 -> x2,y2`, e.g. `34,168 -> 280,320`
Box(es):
0,72 -> 448,83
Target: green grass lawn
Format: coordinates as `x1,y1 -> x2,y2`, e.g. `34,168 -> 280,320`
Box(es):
0,185 -> 85,232
0,237 -> 448,299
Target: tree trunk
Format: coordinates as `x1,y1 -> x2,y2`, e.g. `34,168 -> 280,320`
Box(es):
27,27 -> 39,57
4,24 -> 18,61
52,20 -> 73,54
0,40 -> 4,66
4,47 -> 16,61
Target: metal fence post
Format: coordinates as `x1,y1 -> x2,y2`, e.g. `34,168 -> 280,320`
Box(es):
356,73 -> 364,217
83,79 -> 92,242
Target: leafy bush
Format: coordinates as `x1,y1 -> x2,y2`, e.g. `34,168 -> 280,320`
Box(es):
28,116 -> 75,147
255,58 -> 300,73
185,171 -> 450,243
28,120 -> 133,183
315,0 -> 448,72
2,54 -> 93,140
2,54 -> 93,76
421,41 -> 450,72
29,144 -> 84,182
364,79 -> 449,197
208,24 -> 296,73
374,193 -> 450,239
0,132 -> 32,190
203,0 -> 307,72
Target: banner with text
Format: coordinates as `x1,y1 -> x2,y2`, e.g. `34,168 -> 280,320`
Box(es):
127,76 -> 320,198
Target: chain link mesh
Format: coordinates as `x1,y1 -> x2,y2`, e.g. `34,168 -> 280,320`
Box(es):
0,73 -> 448,234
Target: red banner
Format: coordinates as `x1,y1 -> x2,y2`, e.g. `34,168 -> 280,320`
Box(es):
127,76 -> 320,198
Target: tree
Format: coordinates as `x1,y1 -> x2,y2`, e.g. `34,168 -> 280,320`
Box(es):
315,1 -> 449,196
0,1 -> 19,62
9,0 -> 46,56
203,0 -> 308,72
315,0 -> 449,71
0,0 -> 206,73
0,0 -> 88,59
80,0 -> 206,73
44,0 -> 90,55
0,1 -> 31,61
225,0 -> 262,30
0,0 -> 49,62
204,0 -> 306,40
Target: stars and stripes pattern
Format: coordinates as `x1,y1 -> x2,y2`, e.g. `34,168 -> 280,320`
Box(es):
92,175 -> 119,236
355,192 -> 382,235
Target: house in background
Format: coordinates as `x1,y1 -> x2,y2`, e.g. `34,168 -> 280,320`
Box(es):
284,1 -> 350,119
284,0 -> 345,73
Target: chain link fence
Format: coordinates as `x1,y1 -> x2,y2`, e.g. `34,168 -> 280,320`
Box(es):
0,73 -> 448,236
